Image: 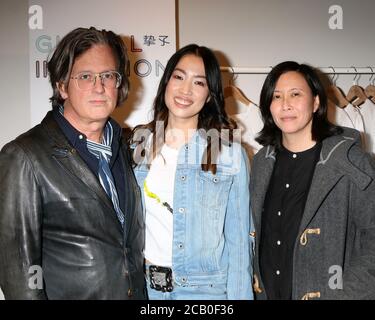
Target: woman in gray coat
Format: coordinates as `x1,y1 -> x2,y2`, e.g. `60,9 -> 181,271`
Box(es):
251,61 -> 375,300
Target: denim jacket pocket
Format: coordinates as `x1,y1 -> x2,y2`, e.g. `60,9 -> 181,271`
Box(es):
197,171 -> 233,220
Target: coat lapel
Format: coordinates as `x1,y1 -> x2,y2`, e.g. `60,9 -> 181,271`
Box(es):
298,159 -> 343,233
54,149 -> 115,212
298,134 -> 370,233
120,141 -> 136,242
251,146 -> 276,233
42,112 -> 120,227
251,146 -> 276,299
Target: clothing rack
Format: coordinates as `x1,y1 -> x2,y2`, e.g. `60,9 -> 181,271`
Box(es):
220,66 -> 375,75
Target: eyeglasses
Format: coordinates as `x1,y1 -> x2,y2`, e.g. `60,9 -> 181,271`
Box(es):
70,71 -> 122,90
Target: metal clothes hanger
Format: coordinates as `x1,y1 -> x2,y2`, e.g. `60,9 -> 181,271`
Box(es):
224,67 -> 255,106
364,67 -> 375,104
327,67 -> 349,109
346,67 -> 367,107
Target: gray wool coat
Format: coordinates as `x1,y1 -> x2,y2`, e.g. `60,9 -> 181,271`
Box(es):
250,127 -> 375,300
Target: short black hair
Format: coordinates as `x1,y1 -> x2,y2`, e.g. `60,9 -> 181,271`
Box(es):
256,61 -> 342,150
48,27 -> 129,107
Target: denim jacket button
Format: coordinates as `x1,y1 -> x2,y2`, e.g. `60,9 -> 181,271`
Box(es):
178,207 -> 185,213
213,177 -> 219,183
178,243 -> 184,249
181,277 -> 187,282
181,175 -> 186,181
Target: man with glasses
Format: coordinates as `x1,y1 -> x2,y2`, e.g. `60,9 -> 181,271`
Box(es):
0,27 -> 146,299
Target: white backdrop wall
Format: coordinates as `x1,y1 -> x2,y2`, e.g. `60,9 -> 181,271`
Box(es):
179,0 -> 375,156
179,0 -> 374,66
0,0 -> 176,149
2,0 -> 374,149
28,0 -> 176,130
0,0 -> 30,152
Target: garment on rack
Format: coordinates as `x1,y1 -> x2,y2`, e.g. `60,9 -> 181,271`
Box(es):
355,100 -> 375,156
225,97 -> 263,160
328,100 -> 375,156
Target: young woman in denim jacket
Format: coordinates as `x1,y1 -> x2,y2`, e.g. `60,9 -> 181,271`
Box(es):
129,44 -> 254,300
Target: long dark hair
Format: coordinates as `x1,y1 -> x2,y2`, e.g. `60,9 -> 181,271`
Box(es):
130,44 -> 236,173
256,61 -> 342,150
48,27 -> 129,107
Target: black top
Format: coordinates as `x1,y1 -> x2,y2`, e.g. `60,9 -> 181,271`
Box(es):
52,106 -> 127,216
259,142 -> 322,300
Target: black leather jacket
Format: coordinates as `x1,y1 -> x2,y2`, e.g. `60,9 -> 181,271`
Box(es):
0,112 -> 146,299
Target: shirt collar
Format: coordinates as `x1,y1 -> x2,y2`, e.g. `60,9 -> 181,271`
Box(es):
52,105 -> 123,162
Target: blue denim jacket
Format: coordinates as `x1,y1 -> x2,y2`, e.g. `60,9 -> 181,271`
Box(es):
133,131 -> 254,300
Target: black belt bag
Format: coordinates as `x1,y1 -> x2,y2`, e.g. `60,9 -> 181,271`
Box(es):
149,265 -> 174,292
